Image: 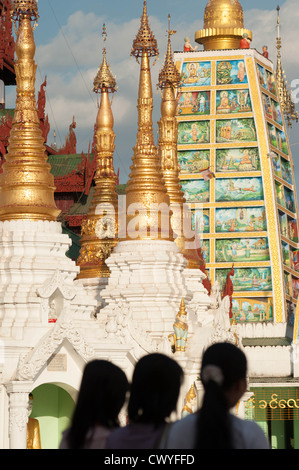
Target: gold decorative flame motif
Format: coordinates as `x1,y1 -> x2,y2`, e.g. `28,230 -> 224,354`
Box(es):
0,0 -> 59,221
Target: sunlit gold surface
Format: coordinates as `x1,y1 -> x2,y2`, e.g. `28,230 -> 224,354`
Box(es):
195,0 -> 252,50
157,26 -> 201,268
0,6 -> 59,221
77,31 -> 118,279
125,1 -> 173,241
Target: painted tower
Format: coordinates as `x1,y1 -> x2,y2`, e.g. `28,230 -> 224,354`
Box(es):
174,0 -> 299,338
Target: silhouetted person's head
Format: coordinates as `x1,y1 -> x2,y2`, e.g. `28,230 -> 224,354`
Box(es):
68,360 -> 129,448
128,353 -> 184,425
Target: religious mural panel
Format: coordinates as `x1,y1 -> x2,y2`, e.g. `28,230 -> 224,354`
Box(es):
180,179 -> 210,203
292,277 -> 299,300
276,129 -> 289,155
200,239 -> 210,263
215,237 -> 270,263
216,89 -> 252,114
271,99 -> 283,125
216,147 -> 261,172
216,60 -> 248,85
288,218 -> 299,243
215,177 -> 264,202
281,158 -> 293,185
232,298 -> 273,322
284,187 -> 296,213
282,241 -> 290,267
178,149 -> 210,175
275,181 -> 285,207
216,267 -> 272,292
268,123 -> 277,148
177,91 -> 210,116
265,69 -> 277,96
257,63 -> 268,91
181,61 -> 211,87
192,208 -> 210,234
178,121 -> 210,145
215,207 -> 267,233
278,210 -> 288,237
216,118 -> 257,143
272,152 -> 281,178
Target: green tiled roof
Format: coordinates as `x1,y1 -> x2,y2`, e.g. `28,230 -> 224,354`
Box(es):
68,186 -> 95,216
48,154 -> 86,178
62,225 -> 81,261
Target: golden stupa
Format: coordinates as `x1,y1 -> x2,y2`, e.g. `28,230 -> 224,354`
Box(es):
125,0 -> 173,241
195,0 -> 252,50
0,0 -> 60,221
77,26 -> 118,279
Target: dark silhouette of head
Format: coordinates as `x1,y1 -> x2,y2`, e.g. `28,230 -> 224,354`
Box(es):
67,360 -> 129,449
128,353 -> 184,425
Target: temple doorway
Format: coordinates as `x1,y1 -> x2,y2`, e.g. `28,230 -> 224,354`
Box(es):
29,383 -> 75,449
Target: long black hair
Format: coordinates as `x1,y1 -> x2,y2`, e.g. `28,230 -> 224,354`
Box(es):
67,360 -> 129,449
195,342 -> 247,449
128,353 -> 184,426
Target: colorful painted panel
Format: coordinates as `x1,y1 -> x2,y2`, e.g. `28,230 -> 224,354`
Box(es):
217,267 -> 272,292
216,60 -> 247,85
278,210 -> 288,237
275,182 -> 285,207
271,99 -> 283,125
282,241 -> 290,267
216,119 -> 257,143
181,61 -> 211,87
192,209 -> 210,234
291,249 -> 299,272
268,123 -> 277,148
215,207 -> 267,233
281,158 -> 293,185
272,152 -> 281,178
178,121 -> 210,145
216,148 -> 261,172
215,238 -> 270,263
178,150 -> 210,175
257,64 -> 268,91
232,298 -> 273,322
181,179 -> 210,203
285,271 -> 291,296
288,218 -> 299,243
277,129 -> 289,155
200,240 -> 210,263
292,277 -> 299,300
216,89 -> 252,114
177,91 -> 210,116
265,69 -> 277,96
215,177 -> 264,202
284,187 -> 296,213
262,93 -> 273,120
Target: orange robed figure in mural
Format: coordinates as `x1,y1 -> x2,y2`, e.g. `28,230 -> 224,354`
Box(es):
222,264 -> 235,319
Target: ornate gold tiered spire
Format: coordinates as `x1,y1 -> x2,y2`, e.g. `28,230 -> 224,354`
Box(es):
195,0 -> 252,51
0,0 -> 59,221
157,16 -> 203,269
77,25 -> 118,279
275,6 -> 298,127
125,0 -> 173,241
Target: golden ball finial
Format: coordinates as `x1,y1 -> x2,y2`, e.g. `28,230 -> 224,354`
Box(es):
195,0 -> 252,50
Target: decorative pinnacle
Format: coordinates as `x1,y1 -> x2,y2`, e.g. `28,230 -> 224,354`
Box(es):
276,5 -> 298,127
93,24 -> 117,94
11,0 -> 39,26
158,15 -> 181,90
177,298 -> 187,318
131,0 -> 159,60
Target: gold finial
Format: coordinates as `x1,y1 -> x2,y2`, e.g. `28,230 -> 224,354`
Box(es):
77,26 -> 118,279
186,384 -> 196,401
125,1 -> 173,241
93,24 -> 117,94
177,298 -> 187,317
195,0 -> 252,50
158,15 -> 181,90
0,0 -> 59,221
131,0 -> 159,60
275,5 -> 298,127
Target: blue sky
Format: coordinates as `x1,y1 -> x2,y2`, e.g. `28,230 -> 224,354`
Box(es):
6,0 -> 299,186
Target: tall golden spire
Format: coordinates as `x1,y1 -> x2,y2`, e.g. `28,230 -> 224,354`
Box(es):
157,16 -> 203,270
195,0 -> 252,51
125,0 -> 173,241
0,0 -> 60,221
77,25 -> 118,279
275,6 -> 298,127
